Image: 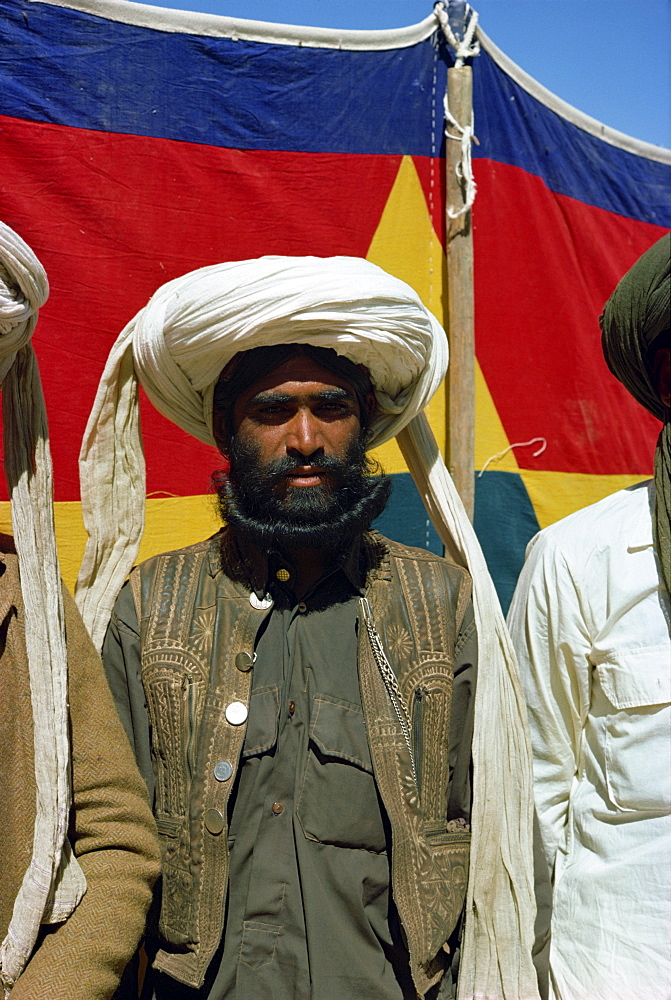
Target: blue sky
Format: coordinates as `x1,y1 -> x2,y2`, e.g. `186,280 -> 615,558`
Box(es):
137,0 -> 670,149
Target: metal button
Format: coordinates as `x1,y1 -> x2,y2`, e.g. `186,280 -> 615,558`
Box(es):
288,701 -> 295,716
297,602 -> 307,613
275,568 -> 290,582
214,759 -> 233,782
249,592 -> 273,610
235,651 -> 254,672
271,801 -> 284,815
204,808 -> 225,835
225,701 -> 248,726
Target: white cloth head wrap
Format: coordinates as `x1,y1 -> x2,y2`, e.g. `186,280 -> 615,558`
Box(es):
76,255 -> 538,1000
130,255 -> 446,446
0,223 -> 85,994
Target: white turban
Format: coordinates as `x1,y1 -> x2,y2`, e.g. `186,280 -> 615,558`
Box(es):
76,255 -> 538,1000
0,222 -> 85,992
125,255 -> 447,447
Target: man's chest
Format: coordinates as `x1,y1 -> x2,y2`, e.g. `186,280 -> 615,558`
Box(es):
234,595 -> 387,854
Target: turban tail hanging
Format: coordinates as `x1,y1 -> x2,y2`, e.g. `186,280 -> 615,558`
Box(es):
600,233 -> 671,598
0,223 -> 85,993
76,256 -> 449,647
76,255 -> 538,1000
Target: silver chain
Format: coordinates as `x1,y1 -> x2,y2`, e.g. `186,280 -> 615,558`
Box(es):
360,597 -> 417,784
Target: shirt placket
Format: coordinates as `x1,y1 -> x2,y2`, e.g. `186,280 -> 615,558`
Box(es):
233,603 -> 311,997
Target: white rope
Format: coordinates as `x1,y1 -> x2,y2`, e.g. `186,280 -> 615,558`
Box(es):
477,437 -> 548,477
434,3 -> 479,219
444,94 -> 478,219
433,2 -> 480,68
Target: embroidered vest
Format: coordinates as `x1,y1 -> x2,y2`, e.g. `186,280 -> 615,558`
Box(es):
131,531 -> 472,995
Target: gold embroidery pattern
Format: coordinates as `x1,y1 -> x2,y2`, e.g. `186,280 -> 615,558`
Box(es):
386,623 -> 413,661
190,607 -> 215,658
420,836 -> 470,953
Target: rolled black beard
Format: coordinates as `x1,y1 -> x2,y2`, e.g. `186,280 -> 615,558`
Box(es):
216,436 -> 392,551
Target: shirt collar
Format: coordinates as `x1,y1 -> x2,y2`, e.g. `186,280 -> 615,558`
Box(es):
627,480 -> 655,551
214,527 -> 365,597
335,535 -> 365,593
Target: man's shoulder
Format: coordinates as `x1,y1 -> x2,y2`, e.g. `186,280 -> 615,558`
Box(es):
133,532 -> 222,576
0,534 -> 18,574
0,536 -> 21,604
0,533 -> 16,557
371,531 -> 471,582
529,480 -> 653,563
371,534 -> 472,632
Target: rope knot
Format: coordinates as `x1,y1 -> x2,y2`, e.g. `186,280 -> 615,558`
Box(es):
444,95 -> 478,219
434,3 -> 479,219
434,1 -> 480,68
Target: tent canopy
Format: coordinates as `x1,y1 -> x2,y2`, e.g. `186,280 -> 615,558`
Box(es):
0,0 -> 669,608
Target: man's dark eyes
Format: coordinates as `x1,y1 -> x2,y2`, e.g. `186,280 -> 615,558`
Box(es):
318,401 -> 350,412
254,401 -> 351,417
257,404 -> 285,415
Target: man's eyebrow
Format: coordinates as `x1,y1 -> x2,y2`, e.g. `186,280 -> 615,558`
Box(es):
247,390 -> 293,406
247,387 -> 356,406
310,387 -> 356,403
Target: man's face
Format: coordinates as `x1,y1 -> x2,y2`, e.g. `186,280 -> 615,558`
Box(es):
214,354 -> 389,550
229,356 -> 371,506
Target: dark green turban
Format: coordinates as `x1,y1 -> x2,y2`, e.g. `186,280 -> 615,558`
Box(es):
600,232 -> 670,596
601,233 -> 670,419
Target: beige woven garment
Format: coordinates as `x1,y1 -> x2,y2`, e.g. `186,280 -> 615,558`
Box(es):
0,223 -> 86,996
398,415 -> 538,1000
76,255 -> 538,999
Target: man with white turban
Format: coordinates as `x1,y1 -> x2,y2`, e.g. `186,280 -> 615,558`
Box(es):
508,233 -> 671,1000
0,221 -> 160,998
77,256 -> 539,1000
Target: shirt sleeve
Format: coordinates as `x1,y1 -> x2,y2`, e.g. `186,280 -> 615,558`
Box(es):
101,580 -> 155,802
507,532 -> 592,876
447,597 -> 476,825
10,586 -> 160,1000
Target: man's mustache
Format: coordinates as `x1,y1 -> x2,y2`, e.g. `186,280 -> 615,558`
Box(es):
257,453 -> 346,486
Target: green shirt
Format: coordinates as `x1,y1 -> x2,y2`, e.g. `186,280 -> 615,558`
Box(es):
103,539 -> 476,1000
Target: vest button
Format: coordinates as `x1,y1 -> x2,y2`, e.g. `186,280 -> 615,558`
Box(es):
225,701 -> 248,726
271,801 -> 284,815
235,651 -> 254,672
213,759 -> 233,782
204,808 -> 225,835
249,592 -> 273,610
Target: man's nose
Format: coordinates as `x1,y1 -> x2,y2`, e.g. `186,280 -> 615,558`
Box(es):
285,409 -> 324,458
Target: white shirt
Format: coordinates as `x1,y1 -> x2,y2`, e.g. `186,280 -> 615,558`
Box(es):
508,481 -> 671,1000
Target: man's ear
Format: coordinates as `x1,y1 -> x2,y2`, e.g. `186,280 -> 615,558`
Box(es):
654,346 -> 671,410
364,391 -> 376,422
212,410 -> 231,458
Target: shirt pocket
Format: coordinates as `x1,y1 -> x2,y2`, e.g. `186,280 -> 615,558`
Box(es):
594,644 -> 671,813
296,695 -> 387,853
241,685 -> 280,759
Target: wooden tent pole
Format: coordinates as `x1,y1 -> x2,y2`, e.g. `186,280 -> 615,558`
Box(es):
445,65 -> 475,520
